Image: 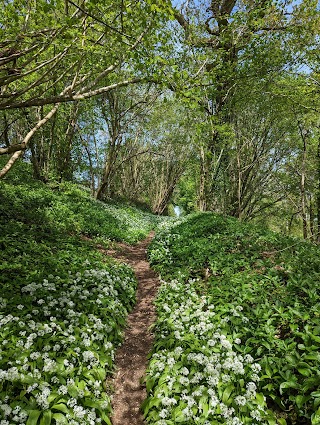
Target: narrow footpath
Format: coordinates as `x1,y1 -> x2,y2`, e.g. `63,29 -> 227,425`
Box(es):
108,233 -> 160,425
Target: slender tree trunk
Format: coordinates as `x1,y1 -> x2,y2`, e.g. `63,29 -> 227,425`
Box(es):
45,119 -> 54,177
59,103 -> 79,181
153,174 -> 181,215
84,143 -> 95,195
0,103 -> 61,178
237,144 -> 242,219
30,141 -> 45,181
317,139 -> 320,242
300,134 -> 308,239
3,111 -> 10,148
309,194 -> 315,240
199,145 -> 207,211
29,107 -> 48,182
288,212 -> 297,235
96,136 -> 118,200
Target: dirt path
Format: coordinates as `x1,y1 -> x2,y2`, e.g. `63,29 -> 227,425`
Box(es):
108,233 -> 160,425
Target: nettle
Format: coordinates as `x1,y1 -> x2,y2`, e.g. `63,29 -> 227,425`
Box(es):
0,264 -> 137,425
144,280 -> 274,425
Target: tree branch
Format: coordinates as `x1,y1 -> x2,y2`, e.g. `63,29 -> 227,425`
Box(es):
0,103 -> 60,177
174,9 -> 190,38
66,0 -> 133,40
0,144 -> 28,155
0,77 -> 146,109
221,0 -> 237,16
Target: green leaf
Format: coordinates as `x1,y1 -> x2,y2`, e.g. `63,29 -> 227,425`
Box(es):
304,353 -> 319,361
297,367 -> 311,376
146,376 -> 156,392
311,408 -> 320,425
279,381 -> 299,394
48,392 -> 60,404
202,402 -> 209,417
67,385 -> 78,398
52,413 -> 68,424
295,395 -> 309,408
256,393 -> 265,406
52,404 -> 69,414
222,385 -> 234,403
26,410 -> 42,425
285,354 -> 298,365
173,410 -> 185,422
310,334 -> 320,343
99,411 -> 112,425
40,410 -> 52,425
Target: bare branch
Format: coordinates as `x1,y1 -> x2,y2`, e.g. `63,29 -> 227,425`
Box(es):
174,9 -> 190,38
66,0 -> 133,40
0,144 -> 27,155
0,44 -> 74,103
0,45 -> 39,67
0,77 -> 145,109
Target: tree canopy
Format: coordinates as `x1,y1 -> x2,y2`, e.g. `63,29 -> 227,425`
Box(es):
1,0 -> 320,236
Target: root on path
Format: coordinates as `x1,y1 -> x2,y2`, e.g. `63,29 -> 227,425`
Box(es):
107,233 -> 160,425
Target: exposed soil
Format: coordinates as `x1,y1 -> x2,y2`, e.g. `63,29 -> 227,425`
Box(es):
107,233 -> 160,425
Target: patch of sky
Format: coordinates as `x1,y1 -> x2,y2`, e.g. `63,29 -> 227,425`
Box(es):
174,205 -> 182,217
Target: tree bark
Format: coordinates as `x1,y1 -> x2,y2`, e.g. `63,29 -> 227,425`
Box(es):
0,103 -> 61,178
1,78 -> 145,110
237,143 -> 242,219
198,145 -> 207,211
300,130 -> 308,239
309,194 -> 315,240
58,102 -> 79,181
317,139 -> 320,242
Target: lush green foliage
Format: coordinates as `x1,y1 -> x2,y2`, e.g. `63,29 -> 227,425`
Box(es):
145,214 -> 320,424
0,167 -> 161,424
0,164 -> 159,285
0,265 -> 136,425
0,0 -> 173,110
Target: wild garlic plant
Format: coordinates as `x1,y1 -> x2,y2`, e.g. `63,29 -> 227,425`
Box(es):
146,212 -> 320,424
144,279 -> 273,425
0,264 -> 137,424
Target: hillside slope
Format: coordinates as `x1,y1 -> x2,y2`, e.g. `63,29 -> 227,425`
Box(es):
0,169 -> 161,425
145,213 -> 320,425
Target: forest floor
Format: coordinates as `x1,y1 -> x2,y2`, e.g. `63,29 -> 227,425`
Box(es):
106,233 -> 160,425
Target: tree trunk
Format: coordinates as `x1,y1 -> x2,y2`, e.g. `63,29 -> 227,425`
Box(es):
237,144 -> 242,219
30,141 -> 47,182
58,103 -> 79,181
300,133 -> 308,239
29,107 -> 48,182
153,174 -> 180,215
317,139 -> 320,242
96,136 -> 118,200
198,145 -> 207,211
0,103 -> 61,178
309,194 -> 315,240
3,111 -> 10,148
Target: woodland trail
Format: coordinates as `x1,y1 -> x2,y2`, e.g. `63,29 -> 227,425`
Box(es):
107,233 -> 160,425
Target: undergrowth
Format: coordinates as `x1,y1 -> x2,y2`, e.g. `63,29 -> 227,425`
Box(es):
145,213 -> 320,425
0,168 -> 160,287
0,163 -> 161,425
